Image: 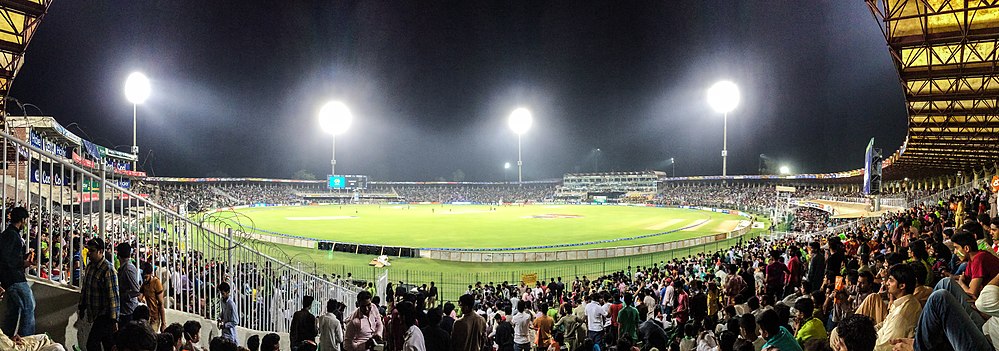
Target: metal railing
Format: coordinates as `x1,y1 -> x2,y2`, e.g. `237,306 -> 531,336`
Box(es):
0,129 -> 360,334
816,195 -> 907,208
908,178 -> 983,208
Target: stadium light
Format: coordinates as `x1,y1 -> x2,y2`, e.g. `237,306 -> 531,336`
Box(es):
124,72 -> 151,170
504,162 -> 511,169
508,107 -> 533,184
779,165 -> 790,175
318,101 -> 353,176
669,157 -> 675,177
707,80 -> 740,177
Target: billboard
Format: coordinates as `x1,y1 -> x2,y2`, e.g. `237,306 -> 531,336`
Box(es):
863,138 -> 881,195
328,175 -> 369,190
328,175 -> 346,189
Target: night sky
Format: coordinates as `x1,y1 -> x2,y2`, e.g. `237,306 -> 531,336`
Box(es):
8,1 -> 907,181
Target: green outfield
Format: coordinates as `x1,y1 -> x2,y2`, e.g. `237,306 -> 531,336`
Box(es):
231,204 -> 748,250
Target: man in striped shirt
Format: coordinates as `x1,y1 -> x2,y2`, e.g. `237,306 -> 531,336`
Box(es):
79,238 -> 120,351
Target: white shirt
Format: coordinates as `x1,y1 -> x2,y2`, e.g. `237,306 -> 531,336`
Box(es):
403,325 -> 425,351
318,312 -> 344,351
664,286 -> 675,307
976,285 -> 999,347
585,302 -> 607,332
512,311 -> 532,344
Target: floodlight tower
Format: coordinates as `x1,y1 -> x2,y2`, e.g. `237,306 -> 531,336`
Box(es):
508,108 -> 533,184
318,101 -> 353,176
124,72 -> 151,170
707,80 -> 740,177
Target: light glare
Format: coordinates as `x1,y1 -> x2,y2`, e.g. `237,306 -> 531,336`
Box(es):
779,165 -> 790,175
318,101 -> 353,135
508,107 -> 533,135
124,72 -> 151,105
707,80 -> 740,113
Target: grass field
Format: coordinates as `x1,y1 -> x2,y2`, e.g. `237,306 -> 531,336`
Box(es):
189,204 -> 768,300
232,204 -> 747,250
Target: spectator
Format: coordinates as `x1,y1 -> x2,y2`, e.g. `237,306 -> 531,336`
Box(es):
140,261 -> 166,333
397,301 -> 425,351
80,238 -> 120,351
319,299 -> 345,351
531,303 -> 554,351
260,334 -> 281,351
492,313 -> 514,351
451,294 -> 485,351
618,293 -> 640,343
217,282 -> 239,343
344,290 -> 383,351
115,243 -> 141,325
290,296 -> 319,350
210,337 -> 239,351
246,335 -> 260,351
182,321 -> 205,351
420,308 -> 449,351
0,207 -> 35,337
165,323 -> 185,351
586,292 -> 609,349
756,309 -> 801,351
158,333 -> 177,351
114,321 -> 157,351
512,301 -> 533,351
873,264 -> 920,351
792,297 -> 826,345
830,315 -> 875,351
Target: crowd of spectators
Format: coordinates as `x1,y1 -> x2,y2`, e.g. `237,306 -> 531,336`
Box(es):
154,184 -> 303,213
373,183 -> 998,351
390,185 -> 556,203
3,178 -> 999,351
656,185 -> 780,214
791,209 -> 830,233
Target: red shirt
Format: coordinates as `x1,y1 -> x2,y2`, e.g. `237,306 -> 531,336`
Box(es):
786,256 -> 803,285
609,303 -> 623,326
967,251 -> 999,282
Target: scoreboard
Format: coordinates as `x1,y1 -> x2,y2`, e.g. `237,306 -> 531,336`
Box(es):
328,175 -> 368,190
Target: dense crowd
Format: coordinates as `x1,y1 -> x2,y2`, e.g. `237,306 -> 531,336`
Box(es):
656,185 -> 779,214
371,183 -> 998,351
790,209 -> 830,233
391,185 -> 556,203
3,179 -> 999,351
154,184 -> 304,213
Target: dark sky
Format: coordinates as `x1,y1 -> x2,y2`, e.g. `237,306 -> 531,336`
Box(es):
9,1 -> 907,181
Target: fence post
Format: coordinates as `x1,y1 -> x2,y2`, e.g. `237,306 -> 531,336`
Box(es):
98,162 -> 106,240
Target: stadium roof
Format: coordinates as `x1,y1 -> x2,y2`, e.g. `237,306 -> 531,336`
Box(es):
0,0 -> 50,118
867,0 -> 999,178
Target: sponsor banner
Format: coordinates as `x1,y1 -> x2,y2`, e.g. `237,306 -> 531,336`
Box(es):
72,152 -> 96,168
113,169 -> 147,177
521,273 -> 538,285
30,162 -> 69,185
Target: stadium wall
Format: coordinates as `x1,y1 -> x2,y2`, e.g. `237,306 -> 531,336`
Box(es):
419,206 -> 755,262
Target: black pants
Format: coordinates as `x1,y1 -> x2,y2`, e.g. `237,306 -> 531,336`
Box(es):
87,315 -> 117,351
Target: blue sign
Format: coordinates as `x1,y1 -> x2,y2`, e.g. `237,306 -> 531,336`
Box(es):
328,175 -> 346,189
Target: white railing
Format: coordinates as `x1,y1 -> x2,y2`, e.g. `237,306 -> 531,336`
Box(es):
0,129 -> 360,334
816,195 -> 907,208
908,178 -> 983,208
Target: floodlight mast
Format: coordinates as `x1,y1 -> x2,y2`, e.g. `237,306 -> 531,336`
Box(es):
319,101 -> 353,176
508,108 -> 533,185
124,72 -> 151,170
707,81 -> 740,177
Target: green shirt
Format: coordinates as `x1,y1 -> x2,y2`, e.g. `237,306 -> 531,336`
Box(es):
617,306 -> 640,342
795,317 -> 827,345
